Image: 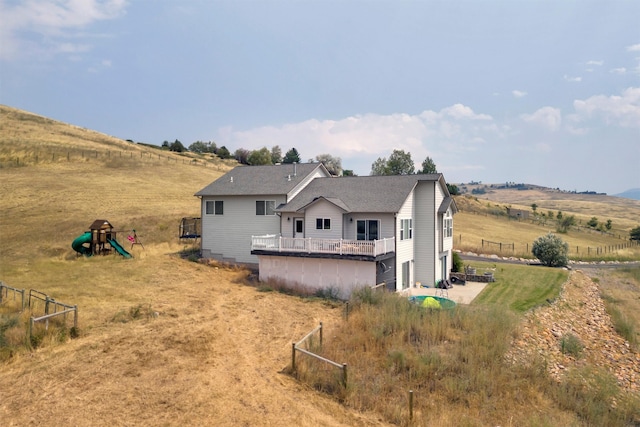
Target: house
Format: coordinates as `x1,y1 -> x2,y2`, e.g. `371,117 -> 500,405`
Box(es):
195,163 -> 457,299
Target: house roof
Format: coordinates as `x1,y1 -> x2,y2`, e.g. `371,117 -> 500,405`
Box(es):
194,163 -> 327,197
277,174 -> 445,213
438,196 -> 458,214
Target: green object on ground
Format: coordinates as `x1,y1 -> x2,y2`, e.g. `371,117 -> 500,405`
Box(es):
421,297 -> 441,308
409,295 -> 456,310
108,238 -> 133,259
71,232 -> 92,256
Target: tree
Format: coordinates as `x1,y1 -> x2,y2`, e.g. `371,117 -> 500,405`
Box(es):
531,203 -> 538,214
161,140 -> 170,149
605,219 -> 612,231
587,217 -> 599,228
446,183 -> 460,195
532,233 -> 569,267
548,211 -> 554,220
556,215 -> 576,233
271,145 -> 282,164
189,140 -> 216,154
419,156 -> 437,174
283,148 -> 301,164
630,226 -> 640,241
216,146 -> 231,159
370,157 -> 388,175
557,211 -> 563,220
248,147 -> 272,165
370,149 -> 415,175
234,148 -> 251,165
169,139 -> 185,152
315,153 -> 342,176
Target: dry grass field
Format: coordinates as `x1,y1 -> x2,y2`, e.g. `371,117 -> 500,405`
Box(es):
454,193 -> 640,261
1,105 -> 639,426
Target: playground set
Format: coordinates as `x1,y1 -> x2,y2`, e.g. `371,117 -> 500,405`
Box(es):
71,220 -> 142,259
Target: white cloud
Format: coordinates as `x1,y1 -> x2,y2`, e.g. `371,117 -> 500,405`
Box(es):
564,75 -> 582,83
520,107 -> 562,131
573,87 -> 640,128
0,0 -> 127,61
627,43 -> 640,52
586,60 -> 604,66
512,90 -> 527,98
610,67 -> 627,75
218,104 -> 500,175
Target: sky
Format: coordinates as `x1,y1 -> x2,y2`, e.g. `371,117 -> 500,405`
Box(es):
1,0 -> 639,195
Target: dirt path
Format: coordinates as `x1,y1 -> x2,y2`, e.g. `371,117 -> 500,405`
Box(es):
1,260 -> 387,426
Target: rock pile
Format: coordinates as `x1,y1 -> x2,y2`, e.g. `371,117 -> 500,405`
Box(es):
505,270 -> 640,394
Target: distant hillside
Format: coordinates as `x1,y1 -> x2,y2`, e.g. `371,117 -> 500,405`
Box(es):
454,182 -> 640,232
615,188 -> 640,201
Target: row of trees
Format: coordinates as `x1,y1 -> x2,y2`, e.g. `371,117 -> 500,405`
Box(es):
370,149 -> 459,195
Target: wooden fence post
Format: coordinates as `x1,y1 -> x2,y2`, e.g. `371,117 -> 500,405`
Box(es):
319,322 -> 323,347
291,342 -> 296,371
409,389 -> 414,421
342,363 -> 348,387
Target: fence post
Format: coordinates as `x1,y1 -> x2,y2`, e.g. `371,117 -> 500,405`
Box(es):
28,317 -> 33,347
73,305 -> 78,330
345,302 -> 349,321
409,389 -> 414,421
319,322 -> 323,347
342,363 -> 348,387
291,342 -> 296,371
0,283 -> 3,304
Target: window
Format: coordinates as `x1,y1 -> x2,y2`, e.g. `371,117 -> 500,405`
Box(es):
400,219 -> 413,240
256,200 -> 276,216
316,218 -> 331,230
443,213 -> 453,238
206,200 -> 223,215
356,220 -> 379,240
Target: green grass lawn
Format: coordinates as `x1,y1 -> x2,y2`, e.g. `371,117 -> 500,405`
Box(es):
469,261 -> 569,313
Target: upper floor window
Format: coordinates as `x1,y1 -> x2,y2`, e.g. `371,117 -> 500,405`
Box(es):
443,212 -> 453,238
206,200 -> 224,215
316,218 -> 331,230
357,220 -> 379,240
256,200 -> 276,216
400,219 -> 413,240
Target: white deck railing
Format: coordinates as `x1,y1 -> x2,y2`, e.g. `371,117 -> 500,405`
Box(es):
251,235 -> 395,257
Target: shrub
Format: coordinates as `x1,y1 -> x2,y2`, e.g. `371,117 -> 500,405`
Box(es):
452,251 -> 464,273
560,333 -> 584,358
532,233 -> 569,267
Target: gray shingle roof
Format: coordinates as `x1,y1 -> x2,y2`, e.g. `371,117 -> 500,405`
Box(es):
194,163 -> 327,196
278,174 -> 444,213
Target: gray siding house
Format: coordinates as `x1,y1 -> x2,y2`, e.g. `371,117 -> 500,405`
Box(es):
195,163 -> 456,298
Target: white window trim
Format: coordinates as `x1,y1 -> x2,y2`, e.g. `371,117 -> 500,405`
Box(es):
316,218 -> 331,230
400,218 -> 413,241
256,200 -> 276,216
206,200 -> 223,215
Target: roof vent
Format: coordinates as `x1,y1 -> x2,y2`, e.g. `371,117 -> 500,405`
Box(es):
293,162 -> 297,177
230,176 -> 233,183
287,174 -> 291,181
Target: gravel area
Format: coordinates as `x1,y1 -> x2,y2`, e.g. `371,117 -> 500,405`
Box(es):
505,270 -> 640,394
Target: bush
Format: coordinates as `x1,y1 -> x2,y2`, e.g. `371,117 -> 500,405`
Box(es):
452,251 -> 464,273
532,233 -> 569,267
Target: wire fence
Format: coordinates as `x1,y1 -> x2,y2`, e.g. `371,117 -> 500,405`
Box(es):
0,147 -> 230,171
